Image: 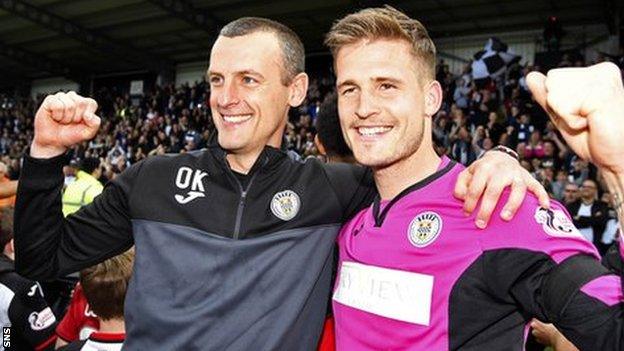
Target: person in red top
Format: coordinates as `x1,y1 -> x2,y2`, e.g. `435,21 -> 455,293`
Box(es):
0,162 -> 16,207
58,249 -> 133,351
54,283 -> 99,348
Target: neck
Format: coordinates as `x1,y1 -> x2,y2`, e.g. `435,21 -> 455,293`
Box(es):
226,149 -> 264,174
225,132 -> 283,174
98,318 -> 125,334
374,145 -> 441,200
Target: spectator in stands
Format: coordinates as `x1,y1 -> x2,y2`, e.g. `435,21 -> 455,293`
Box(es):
58,249 -> 134,351
550,169 -> 568,201
450,126 -> 477,165
515,113 -> 534,144
61,157 -> 103,217
568,179 -> 609,254
0,207 -> 57,350
600,191 -> 620,252
563,182 -> 580,206
0,161 -> 16,207
524,130 -> 545,159
54,283 -> 99,349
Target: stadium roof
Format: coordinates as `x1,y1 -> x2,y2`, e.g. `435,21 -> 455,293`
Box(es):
0,0 -> 615,84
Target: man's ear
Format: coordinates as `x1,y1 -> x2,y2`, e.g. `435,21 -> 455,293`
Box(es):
314,134 -> 327,156
5,239 -> 13,256
288,72 -> 309,108
424,80 -> 443,117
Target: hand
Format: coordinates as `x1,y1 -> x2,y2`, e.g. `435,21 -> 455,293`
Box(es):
454,151 -> 550,228
527,62 -> 624,174
31,91 -> 101,158
530,319 -> 579,351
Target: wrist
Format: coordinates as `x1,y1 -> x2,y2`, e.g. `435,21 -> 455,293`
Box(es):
600,170 -> 624,195
601,169 -> 624,236
485,145 -> 519,161
30,141 -> 67,159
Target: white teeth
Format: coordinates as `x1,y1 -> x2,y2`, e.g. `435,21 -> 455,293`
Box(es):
223,114 -> 252,123
357,126 -> 391,136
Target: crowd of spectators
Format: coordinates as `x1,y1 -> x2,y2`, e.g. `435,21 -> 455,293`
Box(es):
1,51 -> 624,253
432,52 -> 624,254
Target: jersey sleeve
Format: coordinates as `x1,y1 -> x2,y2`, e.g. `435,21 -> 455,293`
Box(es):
8,280 -> 57,350
14,153 -> 140,281
322,163 -> 376,221
480,198 -> 624,350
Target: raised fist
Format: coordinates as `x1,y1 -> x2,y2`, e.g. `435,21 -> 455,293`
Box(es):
526,62 -> 624,174
31,91 -> 101,158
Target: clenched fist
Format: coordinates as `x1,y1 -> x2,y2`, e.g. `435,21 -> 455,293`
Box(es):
526,62 -> 624,174
31,91 -> 101,158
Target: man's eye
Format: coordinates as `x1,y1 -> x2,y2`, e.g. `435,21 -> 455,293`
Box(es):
341,87 -> 355,96
380,83 -> 395,90
243,76 -> 258,84
209,76 -> 222,85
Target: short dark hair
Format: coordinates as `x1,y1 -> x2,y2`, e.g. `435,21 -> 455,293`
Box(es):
80,157 -> 100,174
81,249 -> 134,320
0,207 -> 13,249
219,17 -> 305,85
315,93 -> 353,158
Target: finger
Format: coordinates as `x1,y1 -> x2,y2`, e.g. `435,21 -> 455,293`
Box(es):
42,95 -> 65,122
475,180 -> 505,229
545,79 -> 588,131
66,91 -> 84,124
84,97 -> 98,115
54,92 -> 75,124
83,112 -> 101,132
526,71 -> 548,111
528,177 -> 551,209
500,177 -> 525,221
453,168 -> 473,200
526,71 -> 566,126
463,169 -> 487,216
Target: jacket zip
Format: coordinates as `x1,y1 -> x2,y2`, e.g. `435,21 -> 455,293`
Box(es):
222,152 -> 269,239
225,163 -> 262,239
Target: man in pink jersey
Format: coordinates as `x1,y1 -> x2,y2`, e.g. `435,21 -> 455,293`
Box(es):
326,6 -> 624,350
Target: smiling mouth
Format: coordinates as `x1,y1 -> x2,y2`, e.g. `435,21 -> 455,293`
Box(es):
356,126 -> 392,136
222,114 -> 253,124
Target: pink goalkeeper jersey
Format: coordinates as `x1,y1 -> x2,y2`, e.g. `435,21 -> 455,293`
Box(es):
334,157 -> 624,351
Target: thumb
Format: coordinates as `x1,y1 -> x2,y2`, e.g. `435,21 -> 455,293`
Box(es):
526,71 -> 548,111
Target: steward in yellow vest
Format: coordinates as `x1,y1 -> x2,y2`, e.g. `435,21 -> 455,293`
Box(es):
62,158 -> 103,217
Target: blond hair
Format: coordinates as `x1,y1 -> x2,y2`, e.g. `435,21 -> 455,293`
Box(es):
325,6 -> 436,80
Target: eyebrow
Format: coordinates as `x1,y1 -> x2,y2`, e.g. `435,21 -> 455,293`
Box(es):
206,70 -> 265,80
337,76 -> 403,90
336,79 -> 356,90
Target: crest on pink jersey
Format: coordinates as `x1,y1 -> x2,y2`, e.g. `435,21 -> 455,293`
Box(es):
534,207 -> 582,238
408,211 -> 443,247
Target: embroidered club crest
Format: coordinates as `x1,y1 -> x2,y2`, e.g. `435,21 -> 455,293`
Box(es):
534,207 -> 582,238
271,190 -> 301,221
408,211 -> 442,247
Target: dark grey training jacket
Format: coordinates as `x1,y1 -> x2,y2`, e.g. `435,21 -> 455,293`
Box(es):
14,144 -> 374,350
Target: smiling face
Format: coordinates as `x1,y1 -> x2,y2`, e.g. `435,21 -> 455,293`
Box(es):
208,31 -> 303,155
335,38 -> 440,169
